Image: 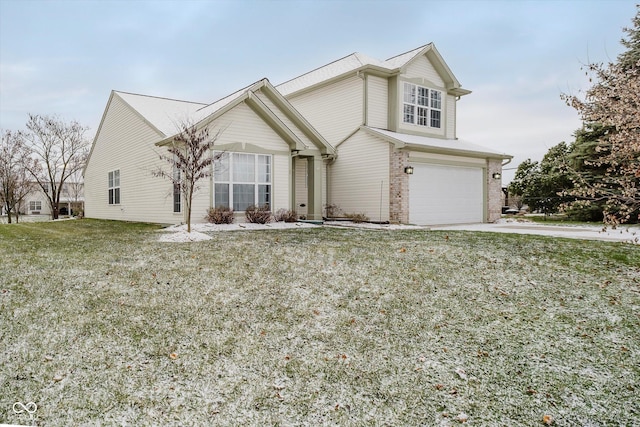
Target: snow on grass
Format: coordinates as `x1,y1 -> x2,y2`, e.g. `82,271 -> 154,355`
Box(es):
1,220 -> 639,425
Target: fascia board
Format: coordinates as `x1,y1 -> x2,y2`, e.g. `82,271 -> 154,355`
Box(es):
362,126 -> 512,160
245,91 -> 307,151
114,92 -> 168,139
360,126 -> 405,149
83,91 -> 116,177
404,143 -> 513,160
262,83 -> 336,157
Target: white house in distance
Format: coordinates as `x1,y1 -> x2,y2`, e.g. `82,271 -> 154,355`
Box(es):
84,43 -> 511,225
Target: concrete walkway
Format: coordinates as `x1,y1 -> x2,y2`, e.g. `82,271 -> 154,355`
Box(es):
431,221 -> 640,244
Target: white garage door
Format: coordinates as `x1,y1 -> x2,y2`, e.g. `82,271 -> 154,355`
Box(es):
409,163 -> 484,225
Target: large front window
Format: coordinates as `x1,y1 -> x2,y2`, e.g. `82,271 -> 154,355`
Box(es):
214,152 -> 271,211
403,82 -> 442,128
108,170 -> 120,205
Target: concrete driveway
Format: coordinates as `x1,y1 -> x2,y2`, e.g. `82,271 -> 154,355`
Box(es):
431,220 -> 640,244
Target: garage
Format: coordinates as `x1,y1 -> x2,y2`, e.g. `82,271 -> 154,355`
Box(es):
409,163 -> 484,225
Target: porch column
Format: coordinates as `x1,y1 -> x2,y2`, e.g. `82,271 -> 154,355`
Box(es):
306,155 -> 323,221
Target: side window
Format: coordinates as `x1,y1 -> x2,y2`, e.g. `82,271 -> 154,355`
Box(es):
108,170 -> 120,205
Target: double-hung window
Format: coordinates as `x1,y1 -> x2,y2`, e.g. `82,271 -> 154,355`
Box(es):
214,152 -> 271,211
29,201 -> 41,211
108,170 -> 120,205
403,82 -> 442,128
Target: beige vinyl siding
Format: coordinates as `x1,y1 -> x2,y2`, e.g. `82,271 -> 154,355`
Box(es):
85,96 -> 293,225
329,130 -> 390,221
254,91 -> 315,150
445,94 -> 456,139
366,75 -> 388,129
404,55 -> 444,86
287,75 -> 363,146
84,94 -> 174,224
213,103 -> 294,153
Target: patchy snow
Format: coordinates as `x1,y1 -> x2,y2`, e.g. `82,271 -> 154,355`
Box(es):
157,221 -> 320,242
157,218 -> 640,243
432,218 -> 640,244
324,221 -> 426,230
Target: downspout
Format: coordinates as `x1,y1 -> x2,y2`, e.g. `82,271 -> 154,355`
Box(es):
357,70 -> 367,126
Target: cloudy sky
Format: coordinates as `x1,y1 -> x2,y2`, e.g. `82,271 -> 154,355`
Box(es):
0,0 -> 636,182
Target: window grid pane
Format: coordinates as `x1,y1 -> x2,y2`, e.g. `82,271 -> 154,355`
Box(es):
258,184 -> 271,206
403,104 -> 414,124
431,90 -> 442,109
417,107 -> 429,126
403,83 -> 415,103
232,153 -> 255,182
430,110 -> 441,128
417,87 -> 429,106
233,184 -> 255,211
214,183 -> 229,208
214,151 -> 229,181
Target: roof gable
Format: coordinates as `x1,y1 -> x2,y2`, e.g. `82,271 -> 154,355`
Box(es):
276,42 -> 470,97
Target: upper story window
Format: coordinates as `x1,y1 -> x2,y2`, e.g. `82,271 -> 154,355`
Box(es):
108,169 -> 120,205
403,82 -> 442,128
213,152 -> 271,211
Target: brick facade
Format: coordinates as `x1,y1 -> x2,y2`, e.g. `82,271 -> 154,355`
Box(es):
389,148 -> 409,223
487,158 -> 503,223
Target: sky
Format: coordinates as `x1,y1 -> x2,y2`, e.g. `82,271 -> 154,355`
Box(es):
0,0 -> 637,183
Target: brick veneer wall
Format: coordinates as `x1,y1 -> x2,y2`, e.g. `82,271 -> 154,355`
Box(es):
487,158 -> 503,222
389,148 -> 409,223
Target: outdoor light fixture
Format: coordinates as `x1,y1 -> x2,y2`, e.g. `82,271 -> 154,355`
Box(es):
404,166 -> 414,175
492,172 -> 502,179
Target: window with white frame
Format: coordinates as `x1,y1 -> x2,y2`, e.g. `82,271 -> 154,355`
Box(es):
403,82 -> 442,128
108,170 -> 120,205
173,165 -> 181,213
29,201 -> 41,211
213,152 -> 271,211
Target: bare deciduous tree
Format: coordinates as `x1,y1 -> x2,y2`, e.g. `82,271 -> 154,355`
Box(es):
561,7 -> 640,225
154,121 -> 223,232
0,130 -> 33,223
21,114 -> 89,220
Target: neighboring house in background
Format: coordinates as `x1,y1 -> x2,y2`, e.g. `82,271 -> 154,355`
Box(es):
21,181 -> 84,216
84,43 -> 511,225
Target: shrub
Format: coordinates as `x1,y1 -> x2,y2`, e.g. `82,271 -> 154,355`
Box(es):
274,208 -> 298,223
206,206 -> 235,224
345,212 -> 369,223
245,204 -> 272,224
324,203 -> 343,218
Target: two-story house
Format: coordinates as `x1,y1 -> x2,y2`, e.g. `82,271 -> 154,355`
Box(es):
84,43 -> 511,225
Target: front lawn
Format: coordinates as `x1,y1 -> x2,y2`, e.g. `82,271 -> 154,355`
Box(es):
1,220 -> 638,425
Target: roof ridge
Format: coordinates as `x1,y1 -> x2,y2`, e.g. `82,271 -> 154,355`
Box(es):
195,78 -> 268,113
384,42 -> 431,62
276,52 -> 360,88
114,90 -> 207,106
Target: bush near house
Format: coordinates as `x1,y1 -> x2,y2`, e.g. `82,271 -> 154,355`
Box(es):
206,206 -> 235,224
274,208 -> 298,223
245,204 -> 272,224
